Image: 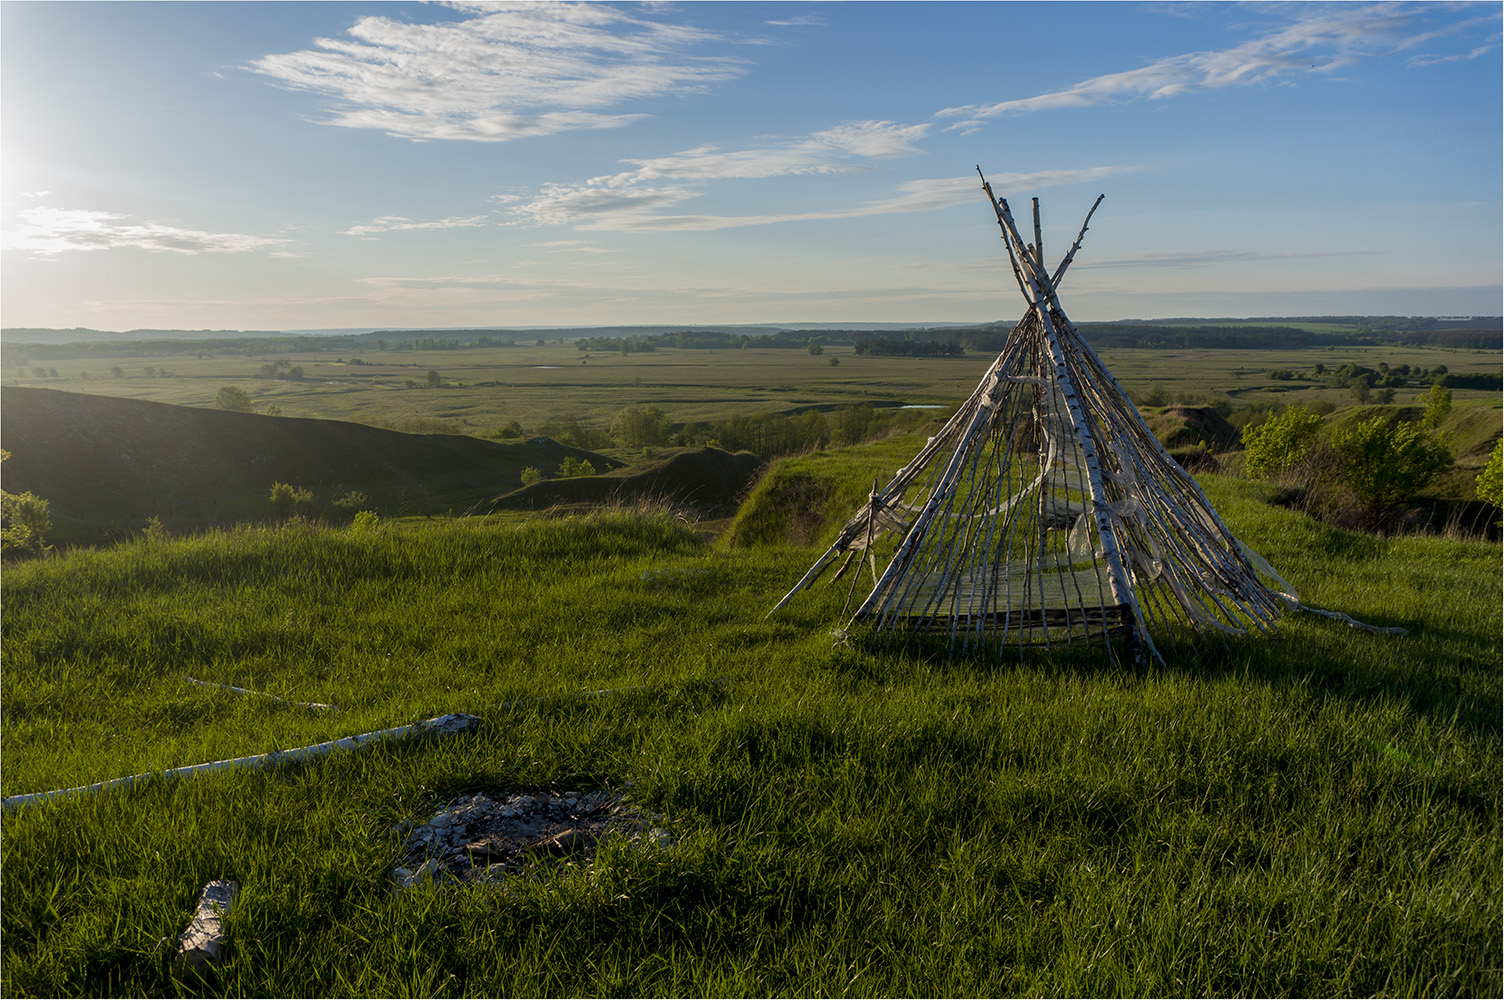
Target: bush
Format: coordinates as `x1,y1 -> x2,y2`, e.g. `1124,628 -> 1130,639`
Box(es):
269,482 -> 315,521
1476,439 -> 1502,510
1242,406 -> 1323,479
520,466 -> 543,488
214,385 -> 253,412
1329,416 -> 1452,525
349,510 -> 380,533
558,456 -> 596,478
611,405 -> 671,448
329,491 -> 369,523
1,489 -> 51,558
0,449 -> 51,559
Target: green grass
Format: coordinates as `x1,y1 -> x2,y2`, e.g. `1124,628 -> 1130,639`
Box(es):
2,458 -> 1500,996
7,340 -> 1497,443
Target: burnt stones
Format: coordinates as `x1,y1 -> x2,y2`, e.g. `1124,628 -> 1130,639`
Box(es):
391,789 -> 668,891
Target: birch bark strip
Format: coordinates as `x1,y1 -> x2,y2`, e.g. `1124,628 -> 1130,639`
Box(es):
174,880 -> 238,976
2,714 -> 480,812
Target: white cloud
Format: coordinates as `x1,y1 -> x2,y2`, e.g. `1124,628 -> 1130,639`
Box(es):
764,15 -> 825,28
340,214 -> 492,237
938,4 -> 1500,127
250,2 -> 748,142
509,118 -> 957,230
611,121 -> 931,185
2,206 -> 293,256
513,167 -> 1132,232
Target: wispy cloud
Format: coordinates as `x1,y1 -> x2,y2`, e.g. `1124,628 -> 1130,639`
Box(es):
2,206 -> 292,256
340,214 -> 492,237
514,165 -> 1132,232
1409,38 -> 1499,67
938,4 -> 1500,129
250,2 -> 748,142
533,239 -> 618,254
1080,248 -> 1387,270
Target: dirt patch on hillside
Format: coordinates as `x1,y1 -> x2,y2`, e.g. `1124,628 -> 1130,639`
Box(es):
493,447 -> 765,518
1144,406 -> 1240,452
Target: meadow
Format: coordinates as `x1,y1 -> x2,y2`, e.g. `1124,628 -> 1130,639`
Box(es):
2,428 -> 1500,996
5,337 -> 1499,443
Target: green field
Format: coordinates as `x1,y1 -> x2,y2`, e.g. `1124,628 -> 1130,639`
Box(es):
5,340 -> 1499,440
2,430 -> 1500,996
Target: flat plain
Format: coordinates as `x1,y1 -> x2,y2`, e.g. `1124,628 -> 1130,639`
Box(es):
5,338 -> 1500,438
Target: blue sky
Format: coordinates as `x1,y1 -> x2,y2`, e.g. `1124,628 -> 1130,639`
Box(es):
2,1 -> 1500,331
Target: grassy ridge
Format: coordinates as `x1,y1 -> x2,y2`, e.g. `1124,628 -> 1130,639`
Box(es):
2,462 -> 1499,995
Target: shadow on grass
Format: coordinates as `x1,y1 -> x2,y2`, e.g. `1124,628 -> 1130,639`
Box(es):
827,614 -> 1499,738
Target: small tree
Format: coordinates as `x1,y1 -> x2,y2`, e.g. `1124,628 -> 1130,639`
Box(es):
1476,439 -> 1502,511
1241,406 -> 1324,479
611,405 -> 671,448
1422,383 -> 1453,429
426,369 -> 443,388
0,450 -> 51,559
558,456 -> 596,477
215,385 -> 254,412
807,340 -> 824,356
1330,416 -> 1452,526
520,466 -> 543,487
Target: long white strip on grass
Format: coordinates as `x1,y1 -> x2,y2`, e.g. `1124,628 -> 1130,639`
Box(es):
1,713 -> 480,812
184,676 -> 339,712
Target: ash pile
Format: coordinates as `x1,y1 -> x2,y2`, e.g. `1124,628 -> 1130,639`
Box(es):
392,789 -> 670,890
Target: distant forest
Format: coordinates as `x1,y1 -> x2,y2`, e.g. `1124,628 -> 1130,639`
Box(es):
1,315 -> 1497,365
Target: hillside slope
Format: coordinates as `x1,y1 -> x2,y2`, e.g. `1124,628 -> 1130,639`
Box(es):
0,387 -> 618,540
493,447 -> 765,517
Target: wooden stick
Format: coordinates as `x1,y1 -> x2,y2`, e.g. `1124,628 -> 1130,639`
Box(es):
184,676 -> 338,712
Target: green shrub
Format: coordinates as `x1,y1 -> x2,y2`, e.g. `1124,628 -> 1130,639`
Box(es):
1,489 -> 51,558
214,385 -> 253,412
558,456 -> 596,478
349,509 -> 380,533
1422,383 -> 1453,429
1242,405 -> 1323,479
611,405 -> 671,448
0,449 -> 51,559
269,481 -> 315,521
1476,439 -> 1502,510
520,466 -> 543,487
1329,416 -> 1452,525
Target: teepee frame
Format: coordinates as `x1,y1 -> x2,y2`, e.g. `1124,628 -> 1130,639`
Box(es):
770,170 -> 1326,664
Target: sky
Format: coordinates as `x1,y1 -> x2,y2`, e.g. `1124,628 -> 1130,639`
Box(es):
2,1 -> 1500,332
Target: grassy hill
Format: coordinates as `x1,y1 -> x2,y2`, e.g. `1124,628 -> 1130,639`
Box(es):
493,446 -> 766,518
3,429 -> 1500,995
0,387 -> 622,541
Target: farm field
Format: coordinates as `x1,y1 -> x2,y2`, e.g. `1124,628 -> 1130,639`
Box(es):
4,338 -> 1499,440
2,431 -> 1500,997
